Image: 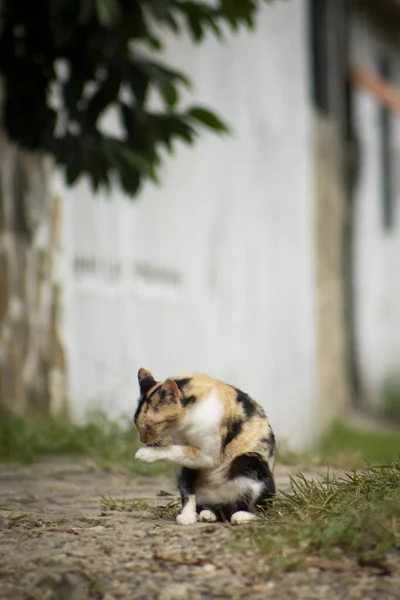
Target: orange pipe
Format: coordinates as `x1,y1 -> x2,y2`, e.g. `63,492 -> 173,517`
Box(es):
351,67 -> 400,115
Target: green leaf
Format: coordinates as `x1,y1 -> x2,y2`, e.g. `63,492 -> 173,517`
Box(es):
95,0 -> 121,28
0,0 -> 272,198
124,62 -> 149,107
187,106 -> 231,134
64,73 -> 86,120
85,72 -> 121,127
104,138 -> 157,180
64,135 -> 84,185
219,0 -> 258,29
79,0 -> 96,25
130,57 -> 191,109
150,114 -> 197,152
81,134 -> 111,191
176,2 -> 222,42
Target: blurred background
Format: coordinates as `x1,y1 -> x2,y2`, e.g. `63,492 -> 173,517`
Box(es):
1,0 -> 400,454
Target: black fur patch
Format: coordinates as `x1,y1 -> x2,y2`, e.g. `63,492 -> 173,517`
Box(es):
215,499 -> 252,521
181,395 -> 196,407
222,419 -> 243,450
178,467 -> 197,508
133,396 -> 146,424
227,452 -> 272,481
255,477 -> 276,507
175,378 -> 192,390
233,387 -> 257,418
268,432 -> 276,458
147,385 -> 161,399
139,375 -> 157,396
134,380 -> 160,423
227,453 -> 276,508
175,378 -> 195,407
261,433 -> 276,458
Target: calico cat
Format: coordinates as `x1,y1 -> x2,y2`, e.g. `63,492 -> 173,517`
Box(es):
134,367 -> 276,525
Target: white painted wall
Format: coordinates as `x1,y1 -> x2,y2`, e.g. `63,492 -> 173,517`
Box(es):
55,0 -> 315,448
353,16 -> 400,409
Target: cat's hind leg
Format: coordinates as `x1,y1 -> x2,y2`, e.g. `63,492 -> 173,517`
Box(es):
198,509 -> 217,523
230,510 -> 257,524
227,452 -> 276,524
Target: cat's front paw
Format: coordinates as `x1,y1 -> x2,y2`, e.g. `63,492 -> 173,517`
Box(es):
135,447 -> 157,463
176,512 -> 197,526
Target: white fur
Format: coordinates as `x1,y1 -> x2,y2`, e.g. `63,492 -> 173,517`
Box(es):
174,389 -> 223,457
196,476 -> 263,507
136,390 -> 224,469
198,510 -> 217,523
135,447 -> 158,463
176,494 -> 197,526
230,511 -> 257,525
135,444 -> 214,469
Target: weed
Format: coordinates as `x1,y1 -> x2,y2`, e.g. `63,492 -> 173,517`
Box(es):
0,410 -> 171,476
277,421 -> 400,468
383,377 -> 400,420
99,493 -> 180,520
54,517 -> 70,524
244,460 -> 400,572
87,576 -> 109,598
100,495 -> 150,512
150,499 -> 180,520
1,408 -> 399,473
320,422 -> 400,465
9,513 -> 52,529
78,516 -> 109,526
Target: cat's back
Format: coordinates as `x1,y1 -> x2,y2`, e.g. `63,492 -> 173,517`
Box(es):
174,373 -> 275,476
175,373 -> 264,417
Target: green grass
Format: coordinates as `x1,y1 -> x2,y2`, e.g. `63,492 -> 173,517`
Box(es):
0,410 -> 170,476
320,422 -> 400,464
246,460 -> 400,573
1,410 -> 399,475
277,421 -> 400,468
100,491 -> 180,519
383,378 -> 400,420
100,495 -> 150,511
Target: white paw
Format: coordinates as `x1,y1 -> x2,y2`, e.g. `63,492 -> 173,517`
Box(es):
199,510 -> 217,523
176,512 -> 197,526
135,447 -> 157,463
230,511 -> 257,525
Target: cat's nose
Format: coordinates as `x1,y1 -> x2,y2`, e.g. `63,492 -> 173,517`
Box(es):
140,426 -> 151,443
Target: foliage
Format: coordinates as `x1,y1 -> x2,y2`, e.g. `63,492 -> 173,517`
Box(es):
319,421 -> 400,465
100,491 -> 180,518
0,410 -> 170,476
1,411 -> 399,474
383,377 -> 400,420
251,462 -> 400,571
277,421 -> 400,468
0,0 -> 272,196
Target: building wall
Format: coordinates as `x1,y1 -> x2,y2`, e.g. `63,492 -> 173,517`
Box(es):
55,0 -> 315,448
0,78 -> 67,417
352,16 -> 400,410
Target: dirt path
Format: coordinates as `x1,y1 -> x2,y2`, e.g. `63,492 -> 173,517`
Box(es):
0,459 -> 399,600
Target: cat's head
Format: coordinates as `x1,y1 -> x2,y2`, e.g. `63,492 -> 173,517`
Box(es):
134,368 -> 183,444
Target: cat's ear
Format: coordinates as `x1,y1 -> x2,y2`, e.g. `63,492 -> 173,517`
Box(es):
138,368 -> 156,395
160,378 -> 180,403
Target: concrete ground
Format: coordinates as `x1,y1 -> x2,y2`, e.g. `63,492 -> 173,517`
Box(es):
0,459 -> 399,600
